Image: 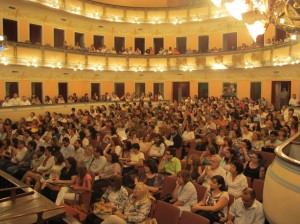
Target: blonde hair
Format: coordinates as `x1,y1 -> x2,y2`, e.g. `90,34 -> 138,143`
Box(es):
134,182 -> 155,202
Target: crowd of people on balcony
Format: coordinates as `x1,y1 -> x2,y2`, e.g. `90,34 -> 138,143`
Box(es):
0,93 -> 299,223
1,92 -> 165,107
55,33 -> 293,56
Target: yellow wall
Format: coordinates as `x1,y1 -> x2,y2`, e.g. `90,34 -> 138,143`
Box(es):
19,20 -> 29,42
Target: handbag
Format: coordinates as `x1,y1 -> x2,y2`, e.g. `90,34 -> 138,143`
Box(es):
90,201 -> 116,216
139,218 -> 158,224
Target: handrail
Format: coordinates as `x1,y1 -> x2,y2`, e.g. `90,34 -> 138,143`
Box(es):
0,206 -> 65,223
9,40 -> 295,58
275,132 -> 300,167
0,185 -> 29,192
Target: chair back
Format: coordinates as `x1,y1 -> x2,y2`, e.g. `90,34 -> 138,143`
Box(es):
246,176 -> 252,187
260,151 -> 275,169
153,200 -> 180,224
179,211 -> 210,224
159,176 -> 177,199
193,183 -> 207,202
252,179 -> 264,202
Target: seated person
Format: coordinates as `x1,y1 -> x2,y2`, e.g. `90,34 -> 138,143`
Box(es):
41,157 -> 78,202
55,161 -> 92,206
170,170 -> 198,214
192,175 -> 229,224
86,175 -> 129,224
135,159 -> 163,194
101,183 -> 154,224
225,161 -> 248,199
158,148 -> 181,176
227,188 -> 265,224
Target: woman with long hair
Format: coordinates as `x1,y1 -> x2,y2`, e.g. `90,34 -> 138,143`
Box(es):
101,183 -> 154,224
55,161 -> 92,205
170,170 -> 198,213
41,157 -> 78,202
183,154 -> 202,181
192,175 -> 229,224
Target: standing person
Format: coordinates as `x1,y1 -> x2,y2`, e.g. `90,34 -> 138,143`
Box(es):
227,188 -> 265,224
280,88 -> 289,107
289,94 -> 299,107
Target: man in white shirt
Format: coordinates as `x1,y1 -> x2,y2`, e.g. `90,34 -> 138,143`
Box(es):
198,155 -> 226,189
20,96 -> 31,106
87,147 -> 107,175
9,93 -> 21,106
227,188 -> 265,224
2,96 -> 13,107
0,140 -> 28,171
289,94 -> 299,106
68,128 -> 78,145
60,137 -> 75,159
73,139 -> 85,162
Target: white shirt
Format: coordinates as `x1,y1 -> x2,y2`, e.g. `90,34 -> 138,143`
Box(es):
289,97 -> 299,106
20,100 -> 31,106
225,173 -> 248,198
11,147 -> 28,163
129,151 -> 145,163
181,131 -> 195,141
2,101 -> 13,107
10,97 -> 21,106
200,166 -> 227,189
229,197 -> 265,224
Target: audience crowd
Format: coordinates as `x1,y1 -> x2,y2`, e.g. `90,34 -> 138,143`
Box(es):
0,95 -> 299,223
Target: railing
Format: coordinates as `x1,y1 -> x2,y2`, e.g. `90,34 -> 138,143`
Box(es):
3,40 -> 299,71
275,132 -> 300,167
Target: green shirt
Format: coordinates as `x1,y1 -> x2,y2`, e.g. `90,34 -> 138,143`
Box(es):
162,157 -> 182,175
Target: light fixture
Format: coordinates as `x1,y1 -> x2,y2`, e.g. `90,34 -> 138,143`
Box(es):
0,35 -> 9,51
180,64 -> 194,72
172,18 -> 182,25
92,65 -> 104,71
219,0 -> 300,42
245,61 -> 253,69
211,0 -> 222,8
134,65 -> 144,72
273,56 -> 291,66
51,61 -> 62,69
1,55 -> 8,65
154,65 -> 164,72
246,20 -> 266,42
50,0 -> 60,9
225,0 -> 249,21
212,63 -> 227,70
27,58 -> 38,67
114,65 -> 123,72
73,63 -> 83,71
72,6 -> 80,14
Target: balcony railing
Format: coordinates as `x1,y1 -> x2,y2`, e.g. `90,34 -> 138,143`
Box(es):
1,40 -> 300,72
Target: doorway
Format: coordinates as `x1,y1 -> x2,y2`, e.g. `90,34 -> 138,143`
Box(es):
173,82 -> 190,102
271,81 -> 291,109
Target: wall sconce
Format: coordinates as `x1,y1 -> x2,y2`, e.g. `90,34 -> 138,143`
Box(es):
92,65 -> 104,71
151,16 -> 162,24
94,11 -> 100,19
212,63 -> 227,70
1,55 -> 8,65
0,35 -> 9,51
73,63 -> 83,71
154,65 -> 164,72
273,56 -> 291,66
132,16 -> 141,24
114,65 -> 123,71
72,6 -> 81,14
245,61 -> 253,69
134,65 -> 144,72
291,56 -> 300,65
180,64 -> 194,72
172,18 -> 182,25
51,61 -> 62,69
50,0 -> 60,9
27,58 -> 38,67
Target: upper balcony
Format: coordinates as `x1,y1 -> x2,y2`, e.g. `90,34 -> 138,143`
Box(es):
27,0 -> 228,25
1,39 -> 300,72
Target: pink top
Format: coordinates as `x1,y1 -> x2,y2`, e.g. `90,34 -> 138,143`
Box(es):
74,173 -> 92,189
